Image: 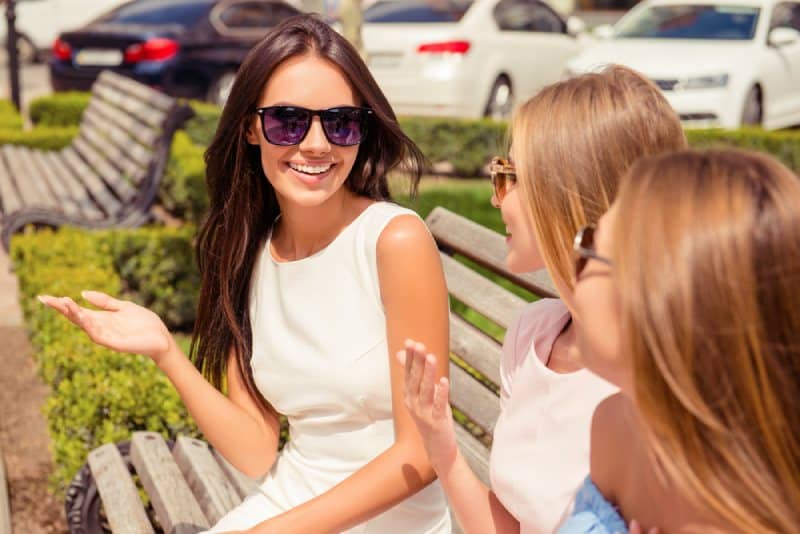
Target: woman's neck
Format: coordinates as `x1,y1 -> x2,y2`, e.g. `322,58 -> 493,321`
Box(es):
272,190 -> 368,261
547,317 -> 584,373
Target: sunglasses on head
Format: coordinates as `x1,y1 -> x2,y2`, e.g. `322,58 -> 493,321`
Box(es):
255,105 -> 373,147
573,224 -> 613,279
489,156 -> 517,202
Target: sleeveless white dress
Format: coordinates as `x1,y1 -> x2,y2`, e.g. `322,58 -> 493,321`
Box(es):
206,201 -> 451,533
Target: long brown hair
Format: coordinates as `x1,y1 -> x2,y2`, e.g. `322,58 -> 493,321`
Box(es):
191,15 -> 427,412
512,65 -> 686,291
614,149 -> 800,532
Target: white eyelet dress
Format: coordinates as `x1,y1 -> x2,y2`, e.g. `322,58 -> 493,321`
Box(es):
206,201 -> 452,533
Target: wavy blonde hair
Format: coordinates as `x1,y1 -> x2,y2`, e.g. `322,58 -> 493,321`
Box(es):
512,65 -> 686,290
614,149 -> 800,532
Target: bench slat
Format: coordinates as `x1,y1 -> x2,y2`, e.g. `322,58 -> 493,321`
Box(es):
98,70 -> 175,112
1,146 -> 52,209
454,424 -> 490,486
24,149 -> 82,218
88,443 -> 155,534
212,450 -> 262,500
427,207 -> 557,298
94,84 -> 166,131
81,105 -> 154,168
449,361 -> 500,435
0,150 -> 22,215
62,147 -> 121,216
130,432 -> 210,533
73,137 -> 137,202
43,152 -> 104,220
172,436 -> 243,525
441,253 -> 526,330
80,126 -> 147,185
450,313 -> 502,387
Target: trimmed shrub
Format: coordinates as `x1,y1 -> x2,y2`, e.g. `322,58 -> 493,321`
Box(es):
184,100 -> 222,147
159,131 -> 208,227
685,127 -> 800,171
29,91 -> 91,127
0,126 -> 78,150
0,99 -> 24,130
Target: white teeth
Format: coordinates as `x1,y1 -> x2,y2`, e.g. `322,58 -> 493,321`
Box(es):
289,162 -> 332,175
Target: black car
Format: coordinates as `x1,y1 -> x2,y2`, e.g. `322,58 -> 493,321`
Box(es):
50,0 -> 302,105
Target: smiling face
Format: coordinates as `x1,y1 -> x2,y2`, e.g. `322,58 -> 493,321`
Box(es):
246,53 -> 361,209
572,205 -> 629,392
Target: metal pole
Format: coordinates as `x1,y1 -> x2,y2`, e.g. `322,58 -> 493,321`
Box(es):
5,0 -> 21,111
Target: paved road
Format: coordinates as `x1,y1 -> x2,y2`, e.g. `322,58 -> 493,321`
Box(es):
0,50 -> 52,113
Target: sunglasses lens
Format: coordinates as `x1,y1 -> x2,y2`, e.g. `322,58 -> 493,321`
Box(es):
574,225 -> 595,278
321,108 -> 367,146
261,107 -> 311,145
493,175 -> 507,201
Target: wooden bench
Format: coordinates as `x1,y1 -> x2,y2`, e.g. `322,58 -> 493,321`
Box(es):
0,70 -> 194,251
64,207 -> 556,533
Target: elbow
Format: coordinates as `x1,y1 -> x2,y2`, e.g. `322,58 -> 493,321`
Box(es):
396,442 -> 439,490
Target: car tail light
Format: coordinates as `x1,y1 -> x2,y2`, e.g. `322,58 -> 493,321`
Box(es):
52,38 -> 72,61
417,40 -> 471,54
124,38 -> 179,63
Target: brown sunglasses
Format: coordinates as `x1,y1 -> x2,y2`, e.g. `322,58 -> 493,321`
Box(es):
573,224 -> 612,279
489,156 -> 517,202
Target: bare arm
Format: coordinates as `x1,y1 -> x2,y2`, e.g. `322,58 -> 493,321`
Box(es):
38,292 -> 281,477
247,214 -> 450,533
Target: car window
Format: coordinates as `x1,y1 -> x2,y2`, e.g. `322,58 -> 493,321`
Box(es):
97,0 -> 213,27
494,0 -> 566,33
364,0 -> 474,23
615,4 -> 760,40
218,0 -> 300,29
770,2 -> 800,31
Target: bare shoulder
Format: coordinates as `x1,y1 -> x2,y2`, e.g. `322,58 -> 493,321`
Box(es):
590,392 -> 634,504
376,212 -> 437,258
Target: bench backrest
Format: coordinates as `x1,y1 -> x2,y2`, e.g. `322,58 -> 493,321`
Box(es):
425,206 -> 556,485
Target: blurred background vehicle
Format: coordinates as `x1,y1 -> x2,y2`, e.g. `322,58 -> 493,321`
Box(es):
0,0 -> 131,64
565,0 -> 800,129
362,0 -> 587,120
49,0 -> 301,106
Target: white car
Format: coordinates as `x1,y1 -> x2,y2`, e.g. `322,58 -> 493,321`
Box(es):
0,0 -> 131,63
565,0 -> 800,129
363,0 -> 586,119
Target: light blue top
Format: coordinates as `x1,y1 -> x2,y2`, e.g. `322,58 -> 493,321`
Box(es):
558,477 -> 628,534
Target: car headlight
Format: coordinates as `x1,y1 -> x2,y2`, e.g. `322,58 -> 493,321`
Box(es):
680,74 -> 729,89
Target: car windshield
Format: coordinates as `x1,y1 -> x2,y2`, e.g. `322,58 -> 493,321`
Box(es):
97,0 -> 212,27
615,4 -> 760,40
364,0 -> 474,23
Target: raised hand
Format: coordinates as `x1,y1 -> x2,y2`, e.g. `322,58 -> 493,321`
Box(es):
396,339 -> 458,474
38,290 -> 175,365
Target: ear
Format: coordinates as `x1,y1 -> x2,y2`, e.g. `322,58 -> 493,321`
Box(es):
246,116 -> 259,146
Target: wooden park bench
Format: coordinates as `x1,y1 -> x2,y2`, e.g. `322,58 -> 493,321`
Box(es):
64,207 -> 557,534
0,70 -> 194,251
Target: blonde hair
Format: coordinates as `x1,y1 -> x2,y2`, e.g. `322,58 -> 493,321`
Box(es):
512,65 -> 686,290
614,149 -> 800,532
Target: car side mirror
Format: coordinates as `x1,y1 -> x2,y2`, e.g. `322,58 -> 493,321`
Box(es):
592,24 -> 615,39
566,16 -> 587,37
768,27 -> 800,47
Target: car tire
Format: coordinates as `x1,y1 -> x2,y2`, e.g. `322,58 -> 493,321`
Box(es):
484,76 -> 513,121
741,86 -> 762,127
206,70 -> 237,107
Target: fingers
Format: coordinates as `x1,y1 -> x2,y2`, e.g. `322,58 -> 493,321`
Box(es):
38,295 -> 84,325
81,290 -> 122,311
405,340 -> 426,401
432,377 -> 450,420
418,353 -> 437,407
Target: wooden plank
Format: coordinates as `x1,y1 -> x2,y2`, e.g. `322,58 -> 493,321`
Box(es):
130,432 -> 209,533
0,150 -> 22,215
212,450 -> 262,500
449,361 -> 500,434
27,151 -> 83,218
98,70 -> 175,112
87,97 -> 160,147
441,253 -> 526,330
94,84 -> 166,129
1,146 -> 52,209
80,125 -> 146,184
82,105 -> 154,168
172,436 -> 243,525
450,313 -> 502,387
427,207 -> 557,298
62,147 -> 121,216
88,443 -> 155,534
73,137 -> 137,202
453,424 -> 490,486
0,450 -> 11,534
43,152 -> 104,220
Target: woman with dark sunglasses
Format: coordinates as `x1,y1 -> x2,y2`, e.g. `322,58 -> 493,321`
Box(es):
398,66 -> 686,533
39,15 -> 451,533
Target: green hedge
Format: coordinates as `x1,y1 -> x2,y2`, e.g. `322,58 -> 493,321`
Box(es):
12,226 -> 199,492
29,92 -> 92,127
0,126 -> 78,150
159,131 -> 208,227
0,99 -> 23,130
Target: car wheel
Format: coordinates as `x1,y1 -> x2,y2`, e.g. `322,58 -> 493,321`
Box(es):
484,76 -> 513,121
741,86 -> 762,126
206,70 -> 237,107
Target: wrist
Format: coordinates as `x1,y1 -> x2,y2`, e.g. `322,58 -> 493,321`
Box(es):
154,335 -> 181,370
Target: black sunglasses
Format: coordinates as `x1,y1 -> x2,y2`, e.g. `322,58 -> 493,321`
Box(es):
573,224 -> 612,279
254,105 -> 373,147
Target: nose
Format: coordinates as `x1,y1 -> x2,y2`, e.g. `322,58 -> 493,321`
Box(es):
490,191 -> 501,208
299,117 -> 331,154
